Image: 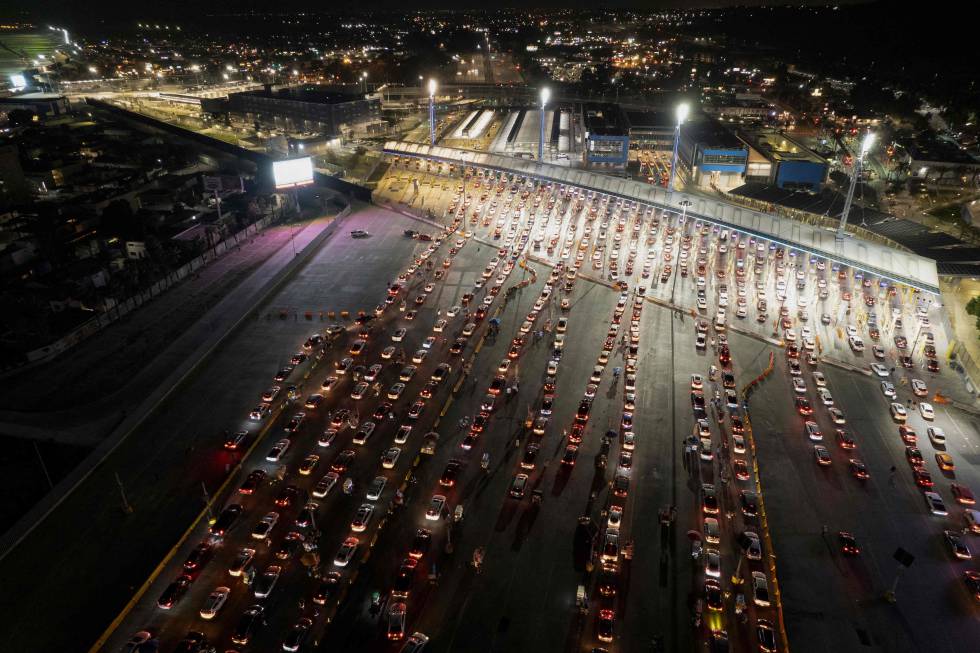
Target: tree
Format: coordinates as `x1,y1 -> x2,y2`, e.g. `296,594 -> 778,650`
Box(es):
966,296 -> 980,335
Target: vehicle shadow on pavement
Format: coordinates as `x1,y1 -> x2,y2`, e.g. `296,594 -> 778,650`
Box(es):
494,497 -> 520,532
550,467 -> 572,496
511,505 -> 541,550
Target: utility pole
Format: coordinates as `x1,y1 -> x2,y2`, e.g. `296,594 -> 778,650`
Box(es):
539,86 -> 550,162
116,472 -> 134,514
33,441 -> 53,491
202,481 -> 215,524
428,79 -> 437,147
668,103 -> 689,201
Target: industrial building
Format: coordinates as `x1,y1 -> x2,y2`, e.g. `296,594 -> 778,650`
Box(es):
739,130 -> 828,191
488,105 -> 580,161
218,85 -> 381,139
583,102 -> 629,166
677,117 -> 749,192
0,92 -> 71,119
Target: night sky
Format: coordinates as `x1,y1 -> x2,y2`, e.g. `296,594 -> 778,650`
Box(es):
3,0 -> 868,22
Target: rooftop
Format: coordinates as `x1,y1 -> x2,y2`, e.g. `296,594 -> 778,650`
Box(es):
902,131 -> 978,166
237,85 -> 367,105
685,116 -> 745,150
582,103 -> 627,137
740,130 -> 824,164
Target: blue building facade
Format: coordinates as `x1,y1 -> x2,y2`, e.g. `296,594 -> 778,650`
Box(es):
587,134 -> 630,164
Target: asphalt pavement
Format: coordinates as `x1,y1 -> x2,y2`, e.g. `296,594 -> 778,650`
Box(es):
16,154 -> 979,653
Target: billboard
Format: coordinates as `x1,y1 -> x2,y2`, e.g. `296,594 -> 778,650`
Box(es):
273,157 -> 314,190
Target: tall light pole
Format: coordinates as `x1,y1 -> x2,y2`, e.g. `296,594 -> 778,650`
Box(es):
837,131 -> 876,240
428,78 -> 437,147
668,102 -> 690,200
361,71 -> 368,94
539,86 -> 550,162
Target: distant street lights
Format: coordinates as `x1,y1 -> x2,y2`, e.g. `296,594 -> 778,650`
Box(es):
668,102 -> 689,199
538,86 -> 550,162
836,131 -> 876,239
428,78 -> 438,147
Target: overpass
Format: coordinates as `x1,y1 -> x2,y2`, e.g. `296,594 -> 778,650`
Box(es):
383,141 -> 941,295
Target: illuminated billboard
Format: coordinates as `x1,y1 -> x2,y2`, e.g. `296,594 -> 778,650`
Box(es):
273,157 -> 314,189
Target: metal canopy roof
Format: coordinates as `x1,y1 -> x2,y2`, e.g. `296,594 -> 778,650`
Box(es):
384,141 -> 941,294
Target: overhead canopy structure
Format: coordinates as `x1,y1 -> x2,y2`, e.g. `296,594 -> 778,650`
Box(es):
384,141 -> 941,294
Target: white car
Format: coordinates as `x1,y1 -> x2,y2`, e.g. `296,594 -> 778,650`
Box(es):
266,439 -> 290,462
792,377 -> 807,394
845,325 -> 858,338
447,305 -> 461,317
607,505 -> 623,529
199,586 -> 230,620
732,434 -> 746,454
312,472 -> 339,498
828,407 -> 846,425
919,402 -> 935,420
924,491 -> 948,516
425,495 -> 446,521
880,381 -> 896,398
911,378 -> 928,397
818,388 -> 834,406
394,425 -> 412,444
871,363 -> 890,378
691,374 -> 704,390
848,335 -> 865,352
433,319 -> 447,333
804,421 -> 822,441
812,371 -> 827,387
547,359 -> 559,376
333,537 -> 359,567
251,512 -> 279,540
890,402 -> 907,422
350,503 -> 374,532
927,427 -> 946,446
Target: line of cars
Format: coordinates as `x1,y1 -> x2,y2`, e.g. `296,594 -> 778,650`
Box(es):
129,209 -> 487,652
588,287 -> 648,648
694,323 -> 777,652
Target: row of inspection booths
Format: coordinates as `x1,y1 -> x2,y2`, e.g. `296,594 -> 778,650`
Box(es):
381,140 -> 940,296
448,106 -> 578,157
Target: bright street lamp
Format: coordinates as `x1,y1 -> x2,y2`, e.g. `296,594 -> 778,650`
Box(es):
668,102 -> 690,197
539,86 -> 550,161
837,130 -> 876,239
860,131 -> 876,155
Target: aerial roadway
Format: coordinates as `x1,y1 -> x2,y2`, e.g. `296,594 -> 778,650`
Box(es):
102,155 -> 978,653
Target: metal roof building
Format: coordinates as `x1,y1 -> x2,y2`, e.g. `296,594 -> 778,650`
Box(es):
383,140 -> 940,294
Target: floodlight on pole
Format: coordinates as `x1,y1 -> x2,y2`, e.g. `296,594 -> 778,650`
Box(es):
668,102 -> 690,198
539,86 -> 550,161
837,130 -> 875,239
860,131 -> 876,155
428,79 -> 438,146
